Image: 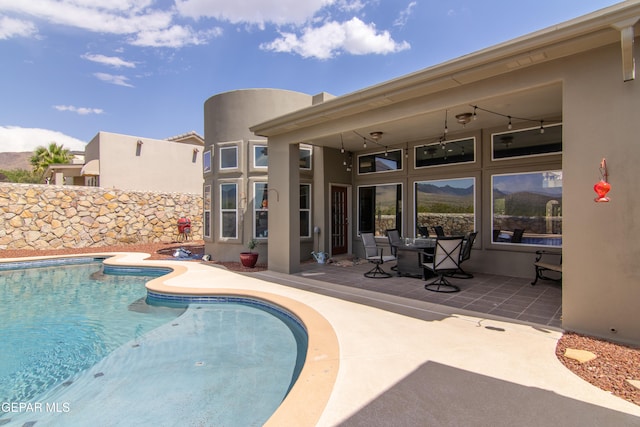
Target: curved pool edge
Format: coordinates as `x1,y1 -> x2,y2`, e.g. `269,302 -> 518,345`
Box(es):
144,275 -> 340,427
0,252 -> 340,427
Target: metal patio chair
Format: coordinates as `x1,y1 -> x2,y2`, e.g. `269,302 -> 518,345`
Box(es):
362,232 -> 396,278
422,236 -> 464,292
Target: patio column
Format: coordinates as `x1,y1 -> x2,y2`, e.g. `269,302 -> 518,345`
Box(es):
268,140 -> 300,273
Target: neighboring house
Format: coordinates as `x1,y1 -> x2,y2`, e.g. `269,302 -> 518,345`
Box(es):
82,131 -> 204,193
43,151 -> 85,185
204,3 -> 640,344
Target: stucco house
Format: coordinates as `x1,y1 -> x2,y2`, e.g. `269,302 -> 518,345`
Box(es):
82,131 -> 204,193
203,2 -> 640,345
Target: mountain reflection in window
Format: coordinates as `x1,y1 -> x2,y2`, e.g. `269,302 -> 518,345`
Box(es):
492,124 -> 562,160
492,171 -> 562,246
358,150 -> 402,174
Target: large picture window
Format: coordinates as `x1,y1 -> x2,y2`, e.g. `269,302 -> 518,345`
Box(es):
358,184 -> 402,236
492,171 -> 562,246
220,183 -> 237,238
415,137 -> 475,168
415,178 -> 475,237
358,150 -> 403,174
492,124 -> 562,160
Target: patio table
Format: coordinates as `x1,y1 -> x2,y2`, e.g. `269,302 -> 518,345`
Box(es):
394,238 -> 436,278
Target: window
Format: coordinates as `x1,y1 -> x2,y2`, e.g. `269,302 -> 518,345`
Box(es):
220,146 -> 238,169
358,150 -> 403,174
415,178 -> 475,237
299,145 -> 312,170
203,150 -> 211,173
254,145 -> 268,168
220,183 -> 237,238
358,183 -> 402,236
254,182 -> 269,239
415,137 -> 475,168
204,185 -> 211,238
300,184 -> 311,237
492,124 -> 562,160
492,171 -> 562,246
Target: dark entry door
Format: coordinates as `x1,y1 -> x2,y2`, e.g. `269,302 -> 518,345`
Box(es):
331,185 -> 349,255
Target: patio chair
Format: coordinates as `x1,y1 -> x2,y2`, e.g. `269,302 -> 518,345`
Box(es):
422,236 -> 464,292
386,229 -> 402,271
511,228 -> 525,243
531,250 -> 562,285
362,232 -> 395,278
417,226 -> 430,238
433,225 -> 445,237
449,231 -> 478,279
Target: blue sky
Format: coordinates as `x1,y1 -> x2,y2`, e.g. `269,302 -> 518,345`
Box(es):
0,0 -> 622,153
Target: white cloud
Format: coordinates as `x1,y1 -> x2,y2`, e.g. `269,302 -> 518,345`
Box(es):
394,1 -> 416,27
0,126 -> 87,152
130,25 -> 222,48
175,0 -> 335,26
82,53 -> 136,68
0,15 -> 38,39
261,17 -> 410,59
53,105 -> 104,115
0,1 -> 213,48
94,72 -> 134,87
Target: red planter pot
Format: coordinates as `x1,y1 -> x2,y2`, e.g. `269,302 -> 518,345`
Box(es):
239,252 -> 259,268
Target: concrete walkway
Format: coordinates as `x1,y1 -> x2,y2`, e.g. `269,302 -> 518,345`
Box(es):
254,269 -> 640,426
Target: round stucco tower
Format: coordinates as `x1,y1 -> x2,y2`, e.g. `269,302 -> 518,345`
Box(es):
202,88 -> 314,263
204,88 -> 313,143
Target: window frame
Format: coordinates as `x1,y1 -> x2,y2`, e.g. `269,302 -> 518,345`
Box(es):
414,176 -> 476,238
415,137 -> 476,169
357,182 -> 403,237
203,184 -> 211,238
253,182 -> 269,239
490,169 -> 562,247
219,182 -> 238,239
203,150 -> 212,174
357,149 -> 403,175
299,144 -> 313,170
491,123 -> 562,161
253,145 -> 268,169
300,183 -> 312,238
219,145 -> 238,170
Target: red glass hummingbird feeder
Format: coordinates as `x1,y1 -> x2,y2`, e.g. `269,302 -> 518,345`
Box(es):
594,158 -> 610,203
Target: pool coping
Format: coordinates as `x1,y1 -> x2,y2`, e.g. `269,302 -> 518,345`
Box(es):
0,252 -> 340,427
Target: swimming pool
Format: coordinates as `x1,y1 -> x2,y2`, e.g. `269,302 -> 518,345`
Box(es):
0,259 -> 308,426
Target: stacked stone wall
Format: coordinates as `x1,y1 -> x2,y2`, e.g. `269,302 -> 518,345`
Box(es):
0,183 -> 202,250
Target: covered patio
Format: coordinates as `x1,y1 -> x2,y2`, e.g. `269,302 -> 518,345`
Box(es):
250,2 -> 640,345
288,258 -> 562,328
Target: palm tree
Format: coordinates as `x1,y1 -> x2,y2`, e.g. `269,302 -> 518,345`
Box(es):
30,142 -> 74,177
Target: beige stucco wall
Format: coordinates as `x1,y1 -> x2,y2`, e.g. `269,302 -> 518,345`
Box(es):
85,131 -> 203,194
0,183 -> 202,250
203,89 -> 314,262
560,43 -> 640,344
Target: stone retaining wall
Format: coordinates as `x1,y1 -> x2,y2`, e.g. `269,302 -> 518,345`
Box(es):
0,183 -> 202,250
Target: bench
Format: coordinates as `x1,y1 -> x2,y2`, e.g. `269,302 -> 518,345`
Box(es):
531,250 -> 562,286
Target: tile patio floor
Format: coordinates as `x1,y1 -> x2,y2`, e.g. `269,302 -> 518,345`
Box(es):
293,257 -> 563,329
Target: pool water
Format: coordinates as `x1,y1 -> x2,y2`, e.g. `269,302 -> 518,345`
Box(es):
0,260 -> 307,426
